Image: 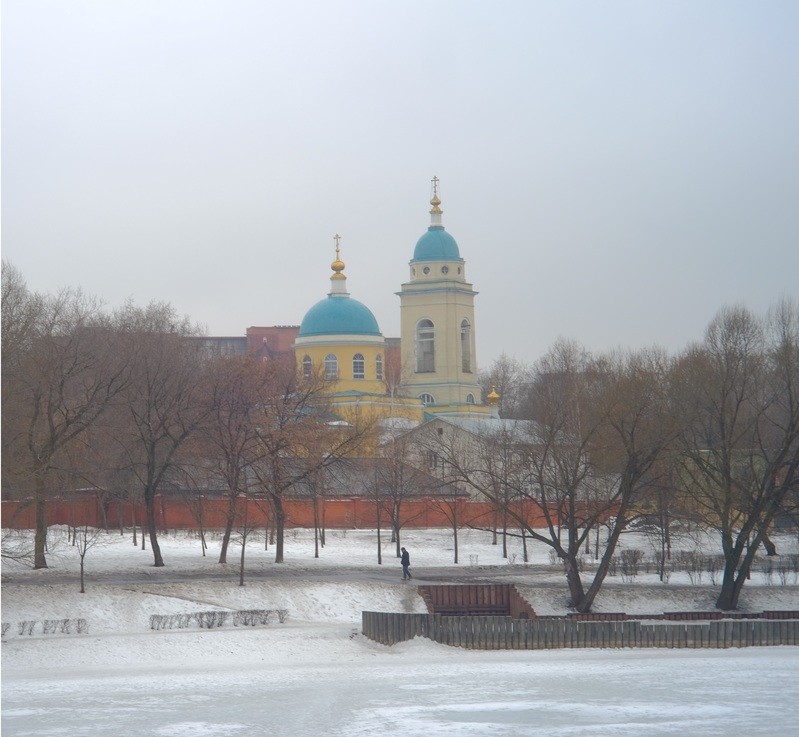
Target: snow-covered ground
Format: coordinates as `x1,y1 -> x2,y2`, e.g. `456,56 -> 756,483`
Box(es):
2,526 -> 799,736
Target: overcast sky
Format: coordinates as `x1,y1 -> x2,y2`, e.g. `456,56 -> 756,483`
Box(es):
3,1 -> 798,367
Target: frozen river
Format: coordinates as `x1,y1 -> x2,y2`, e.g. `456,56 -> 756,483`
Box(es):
4,644 -> 797,737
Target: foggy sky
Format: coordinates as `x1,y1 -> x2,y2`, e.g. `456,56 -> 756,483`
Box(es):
3,1 -> 798,368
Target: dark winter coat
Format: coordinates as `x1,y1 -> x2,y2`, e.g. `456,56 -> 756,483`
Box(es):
401,550 -> 410,566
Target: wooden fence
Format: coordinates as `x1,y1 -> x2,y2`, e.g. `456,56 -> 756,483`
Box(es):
361,612 -> 799,650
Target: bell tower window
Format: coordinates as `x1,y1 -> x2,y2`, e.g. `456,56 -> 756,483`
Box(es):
416,319 -> 435,373
302,355 -> 312,379
375,354 -> 383,381
461,319 -> 472,373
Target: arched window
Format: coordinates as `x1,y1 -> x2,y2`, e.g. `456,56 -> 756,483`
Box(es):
375,354 -> 383,381
324,354 -> 338,380
461,319 -> 472,373
419,393 -> 435,406
302,355 -> 312,379
466,393 -> 475,404
416,319 -> 435,373
352,353 -> 365,379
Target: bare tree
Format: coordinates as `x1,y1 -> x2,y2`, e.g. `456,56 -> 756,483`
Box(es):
112,301 -> 207,567
374,434 -> 429,559
234,494 -> 257,586
1,263 -> 128,568
424,467 -> 468,564
634,460 -> 682,582
74,523 -> 107,593
249,361 -> 371,563
572,348 -> 676,611
674,301 -> 799,610
427,342 -> 675,612
364,460 -> 388,565
194,355 -> 274,564
306,466 -> 327,559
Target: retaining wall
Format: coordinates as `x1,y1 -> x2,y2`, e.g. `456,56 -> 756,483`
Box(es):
361,611 -> 799,649
417,584 -> 537,619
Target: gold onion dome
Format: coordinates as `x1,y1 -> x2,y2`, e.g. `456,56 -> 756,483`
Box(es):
487,387 -> 501,405
331,234 -> 346,279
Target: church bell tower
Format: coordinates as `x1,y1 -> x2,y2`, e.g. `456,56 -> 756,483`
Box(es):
397,178 -> 485,415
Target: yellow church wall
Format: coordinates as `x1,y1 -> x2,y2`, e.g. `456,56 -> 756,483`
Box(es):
327,394 -> 425,425
296,339 -> 386,395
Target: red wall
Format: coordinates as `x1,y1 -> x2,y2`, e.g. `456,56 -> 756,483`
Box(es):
1,497 -> 584,531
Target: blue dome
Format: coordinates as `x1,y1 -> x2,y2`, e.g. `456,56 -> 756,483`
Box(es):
413,225 -> 461,261
299,295 -> 382,337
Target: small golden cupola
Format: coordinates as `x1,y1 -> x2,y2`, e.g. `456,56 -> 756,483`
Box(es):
329,233 -> 348,294
331,234 -> 346,282
429,176 -> 442,217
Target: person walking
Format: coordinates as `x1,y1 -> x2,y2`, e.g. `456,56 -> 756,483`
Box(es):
400,547 -> 412,580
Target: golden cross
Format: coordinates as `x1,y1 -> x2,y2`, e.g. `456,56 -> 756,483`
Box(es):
431,176 -> 439,198
334,233 -> 341,258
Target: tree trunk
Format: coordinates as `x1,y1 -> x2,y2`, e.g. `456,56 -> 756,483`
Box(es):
239,534 -> 246,586
576,512 -> 631,613
145,494 -> 164,566
761,532 -> 777,556
563,555 -> 585,609
198,496 -> 207,557
219,493 -> 237,564
716,531 -> 763,610
393,523 -> 401,558
521,525 -> 528,563
239,502 -> 248,586
34,474 -> 49,569
273,497 -> 285,563
501,506 -> 508,559
716,571 -> 747,610
376,498 -> 382,565
313,497 -> 320,559
99,498 -> 109,532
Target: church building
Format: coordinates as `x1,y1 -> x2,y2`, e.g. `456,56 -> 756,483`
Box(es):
290,178 -> 493,426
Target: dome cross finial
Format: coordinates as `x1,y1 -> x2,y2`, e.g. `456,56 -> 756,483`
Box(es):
429,175 -> 443,219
